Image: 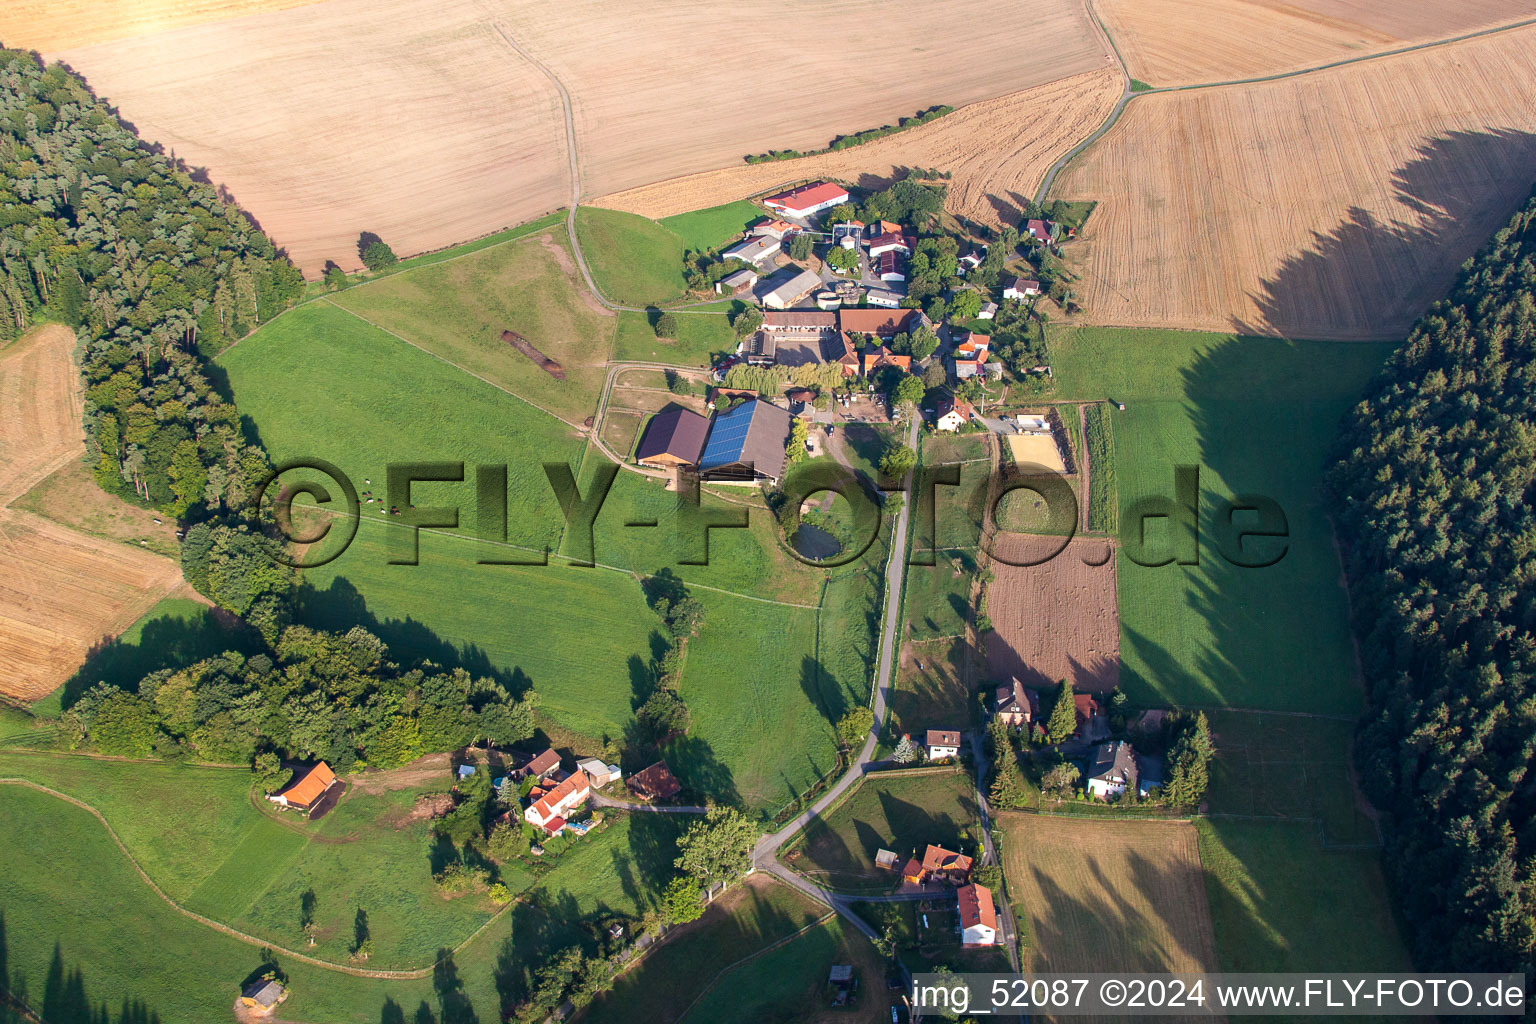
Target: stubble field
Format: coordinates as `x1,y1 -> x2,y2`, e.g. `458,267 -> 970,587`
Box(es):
595,69 -> 1123,229
0,0 -> 320,51
0,325 -> 185,702
1096,0 -> 1536,87
1002,815 -> 1220,984
1054,25 -> 1536,339
983,533 -> 1120,693
46,0 -> 1107,274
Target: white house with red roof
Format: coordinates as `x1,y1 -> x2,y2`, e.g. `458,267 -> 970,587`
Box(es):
763,182 -> 849,218
958,883 -> 999,946
524,770 -> 590,834
935,395 -> 976,432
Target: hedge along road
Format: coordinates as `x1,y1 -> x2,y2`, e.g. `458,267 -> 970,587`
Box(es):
1033,0 -> 1536,204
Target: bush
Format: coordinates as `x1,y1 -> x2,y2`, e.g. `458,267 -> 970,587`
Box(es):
487,821 -> 529,862
434,862 -> 489,895
663,877 -> 705,924
489,882 -> 513,905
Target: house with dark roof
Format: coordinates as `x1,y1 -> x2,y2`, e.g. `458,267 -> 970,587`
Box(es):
874,250 -> 907,282
636,407 -> 710,469
926,729 -> 961,759
698,399 -> 792,483
1086,740 -> 1138,799
240,980 -> 286,1012
1026,218 -> 1058,245
626,761 -> 683,801
525,747 -> 561,782
995,678 -> 1039,728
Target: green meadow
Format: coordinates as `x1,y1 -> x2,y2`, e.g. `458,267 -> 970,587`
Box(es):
658,200 -> 766,252
1049,327 -> 1394,714
573,207 -> 691,306
613,308 -> 737,365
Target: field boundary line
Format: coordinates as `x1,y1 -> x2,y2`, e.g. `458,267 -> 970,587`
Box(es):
0,778 -> 516,979
317,298 -> 589,431
673,907 -> 839,1024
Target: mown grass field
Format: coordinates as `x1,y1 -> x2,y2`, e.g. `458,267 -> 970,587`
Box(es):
890,638 -> 972,737
1083,401 -> 1117,533
219,300 -> 580,550
787,769 -> 977,891
919,432 -> 989,551
679,911 -> 889,1024
573,207 -> 690,306
581,875 -> 826,1024
904,548 -> 975,640
1050,326 -> 1395,714
1196,819 -> 1410,973
612,308 -> 738,366
1204,711 -> 1379,846
328,231 -> 616,424
0,777 -> 691,1023
658,200 -> 765,252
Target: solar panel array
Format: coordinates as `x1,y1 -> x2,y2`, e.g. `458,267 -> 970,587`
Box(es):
699,401 -> 756,470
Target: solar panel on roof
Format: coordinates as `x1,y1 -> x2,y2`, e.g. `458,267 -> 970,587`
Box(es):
700,402 -> 757,470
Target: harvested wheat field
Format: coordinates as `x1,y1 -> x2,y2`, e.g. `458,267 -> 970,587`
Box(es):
50,0 -> 1106,274
0,0 -> 321,52
0,325 -> 82,507
1097,0 -> 1536,88
0,512 -> 185,701
1001,814 -> 1219,1004
1056,25 -> 1536,339
985,533 -> 1118,692
48,0 -> 569,276
596,69 -> 1122,228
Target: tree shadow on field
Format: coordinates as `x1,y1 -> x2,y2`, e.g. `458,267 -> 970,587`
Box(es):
61,604 -> 262,709
294,577 -> 533,698
1239,129 -> 1536,340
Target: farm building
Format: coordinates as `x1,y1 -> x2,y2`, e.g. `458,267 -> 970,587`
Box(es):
935,396 -> 976,432
866,288 -> 902,308
828,964 -> 855,1005
1003,278 -> 1041,301
240,980 -> 286,1012
751,218 -> 795,239
759,267 -> 824,309
977,301 -> 997,319
525,748 -> 561,782
576,757 -> 623,788
958,883 -> 999,947
627,761 -> 683,801
1086,741 -> 1138,799
926,728 -> 961,759
874,250 -> 907,282
867,232 -> 913,257
716,267 -> 759,294
921,844 -> 973,885
698,399 -> 793,483
267,762 -> 338,812
723,235 -> 780,265
762,181 -> 849,218
525,770 -> 591,834
762,310 -> 838,337
839,307 -> 926,339
995,679 -> 1039,728
636,407 -> 711,469
875,848 -> 900,871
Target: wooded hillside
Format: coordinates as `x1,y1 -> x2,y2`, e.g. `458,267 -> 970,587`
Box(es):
1333,187 -> 1536,971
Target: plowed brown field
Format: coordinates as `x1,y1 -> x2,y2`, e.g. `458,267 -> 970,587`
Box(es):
47,0 -> 1109,273
594,70 -> 1123,227
0,325 -> 184,702
1055,25 -> 1536,339
984,533 -> 1119,692
1098,0 -> 1536,87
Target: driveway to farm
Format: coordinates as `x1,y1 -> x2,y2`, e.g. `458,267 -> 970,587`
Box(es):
751,416 -> 920,939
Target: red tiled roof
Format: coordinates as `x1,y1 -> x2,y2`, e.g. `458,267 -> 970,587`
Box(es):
838,309 -> 922,336
278,762 -> 336,808
765,182 -> 849,213
902,857 -> 925,879
527,748 -> 560,777
926,729 -> 961,747
921,844 -> 973,876
1074,693 -> 1102,728
528,770 -> 589,824
958,883 -> 997,930
627,761 -> 682,800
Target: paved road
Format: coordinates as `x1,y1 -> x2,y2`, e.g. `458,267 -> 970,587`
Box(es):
751,416 -> 920,938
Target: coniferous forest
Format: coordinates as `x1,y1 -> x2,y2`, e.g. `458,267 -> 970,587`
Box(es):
1333,187 -> 1536,972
